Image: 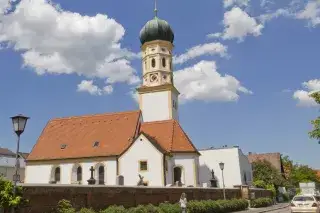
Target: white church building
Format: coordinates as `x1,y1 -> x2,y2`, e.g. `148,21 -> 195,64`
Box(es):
25,11 -> 201,187
24,8 -> 252,188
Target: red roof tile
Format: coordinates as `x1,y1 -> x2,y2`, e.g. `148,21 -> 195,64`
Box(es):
140,120 -> 199,154
27,111 -> 141,161
27,111 -> 199,161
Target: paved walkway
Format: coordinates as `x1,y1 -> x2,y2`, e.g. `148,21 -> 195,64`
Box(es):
234,203 -> 289,213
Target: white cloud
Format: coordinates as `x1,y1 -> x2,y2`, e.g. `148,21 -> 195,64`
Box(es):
259,8 -> 293,23
296,0 -> 320,26
77,80 -> 113,96
293,79 -> 320,107
0,0 -> 140,91
224,0 -> 250,8
173,42 -> 228,65
174,60 -> 252,103
206,33 -> 222,39
209,7 -> 264,41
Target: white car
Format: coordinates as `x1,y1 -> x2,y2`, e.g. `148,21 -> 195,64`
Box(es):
291,195 -> 320,213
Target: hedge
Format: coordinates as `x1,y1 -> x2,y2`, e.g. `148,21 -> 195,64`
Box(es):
55,198 -> 249,213
250,198 -> 273,208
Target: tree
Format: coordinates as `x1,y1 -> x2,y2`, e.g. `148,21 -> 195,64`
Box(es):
309,92 -> 320,141
252,160 -> 286,187
0,176 -> 26,211
290,164 -> 319,187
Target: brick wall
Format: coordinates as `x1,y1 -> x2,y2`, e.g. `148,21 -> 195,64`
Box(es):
18,185 -> 272,213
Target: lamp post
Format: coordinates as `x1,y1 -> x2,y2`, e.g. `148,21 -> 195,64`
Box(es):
10,114 -> 29,213
219,162 -> 226,200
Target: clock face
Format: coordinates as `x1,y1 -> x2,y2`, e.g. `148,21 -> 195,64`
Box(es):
150,74 -> 158,82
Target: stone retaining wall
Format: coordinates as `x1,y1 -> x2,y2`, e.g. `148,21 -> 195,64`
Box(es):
18,185 -> 272,213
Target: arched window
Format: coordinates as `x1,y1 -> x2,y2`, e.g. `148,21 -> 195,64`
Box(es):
151,58 -> 156,68
98,166 -> 104,185
77,166 -> 82,182
54,167 -> 60,182
162,58 -> 166,67
173,166 -> 182,184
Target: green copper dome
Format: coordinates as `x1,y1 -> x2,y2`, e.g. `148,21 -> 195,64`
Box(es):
139,17 -> 174,45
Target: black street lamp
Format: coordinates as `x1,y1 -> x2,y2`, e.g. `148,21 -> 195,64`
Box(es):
10,114 -> 29,213
219,162 -> 226,200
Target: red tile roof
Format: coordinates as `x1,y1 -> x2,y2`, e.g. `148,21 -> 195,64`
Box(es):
0,148 -> 15,156
27,111 -> 199,161
140,120 -> 199,154
27,111 -> 141,161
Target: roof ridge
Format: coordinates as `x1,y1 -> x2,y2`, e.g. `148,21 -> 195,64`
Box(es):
142,119 -> 175,125
174,121 -> 199,154
51,110 -> 140,121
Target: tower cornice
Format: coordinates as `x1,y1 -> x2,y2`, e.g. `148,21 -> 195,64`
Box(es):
136,84 -> 180,95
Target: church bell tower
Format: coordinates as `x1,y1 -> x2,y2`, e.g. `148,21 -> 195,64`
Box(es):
136,3 -> 179,122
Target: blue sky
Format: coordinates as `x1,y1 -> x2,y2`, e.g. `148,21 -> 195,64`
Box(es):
0,0 -> 319,167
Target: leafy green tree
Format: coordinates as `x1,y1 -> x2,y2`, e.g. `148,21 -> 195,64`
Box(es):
0,176 -> 26,210
252,160 -> 286,187
309,92 -> 320,141
290,164 -> 319,186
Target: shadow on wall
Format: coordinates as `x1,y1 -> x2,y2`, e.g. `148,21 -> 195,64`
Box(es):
199,164 -> 220,187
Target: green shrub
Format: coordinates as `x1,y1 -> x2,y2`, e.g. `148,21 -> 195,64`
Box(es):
187,199 -> 249,213
56,199 -> 76,213
282,193 -> 289,202
158,203 -> 180,213
99,205 -> 126,213
79,208 -> 96,213
126,204 -> 162,213
250,198 -> 273,208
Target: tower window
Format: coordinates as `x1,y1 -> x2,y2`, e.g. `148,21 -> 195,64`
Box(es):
151,58 -> 156,68
162,58 -> 166,68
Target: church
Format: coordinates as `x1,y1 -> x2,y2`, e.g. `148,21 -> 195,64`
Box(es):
24,9 -> 202,187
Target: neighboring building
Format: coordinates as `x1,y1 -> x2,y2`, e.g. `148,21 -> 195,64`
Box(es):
0,148 -> 27,182
199,146 -> 253,188
25,10 -> 201,187
247,152 -> 285,175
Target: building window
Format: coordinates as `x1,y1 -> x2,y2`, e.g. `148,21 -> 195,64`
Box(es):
151,58 -> 156,68
162,58 -> 166,67
76,166 -> 82,182
173,100 -> 176,109
54,167 -> 60,182
98,166 -> 105,185
139,161 -> 148,171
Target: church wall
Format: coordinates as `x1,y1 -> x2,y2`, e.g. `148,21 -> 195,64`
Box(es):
199,148 -> 243,188
118,134 -> 163,186
140,91 -> 170,122
25,158 -> 117,185
25,164 -> 57,184
166,154 -> 198,187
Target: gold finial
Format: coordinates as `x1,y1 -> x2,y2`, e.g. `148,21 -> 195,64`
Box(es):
154,0 -> 158,17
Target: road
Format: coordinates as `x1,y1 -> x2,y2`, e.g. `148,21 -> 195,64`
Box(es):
267,206 -> 290,213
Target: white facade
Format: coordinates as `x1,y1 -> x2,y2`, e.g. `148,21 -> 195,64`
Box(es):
118,134 -> 164,186
0,155 -> 26,182
25,133 -> 199,187
165,154 -> 199,187
140,91 -> 171,122
25,159 -> 117,185
138,39 -> 179,123
199,147 -> 253,188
